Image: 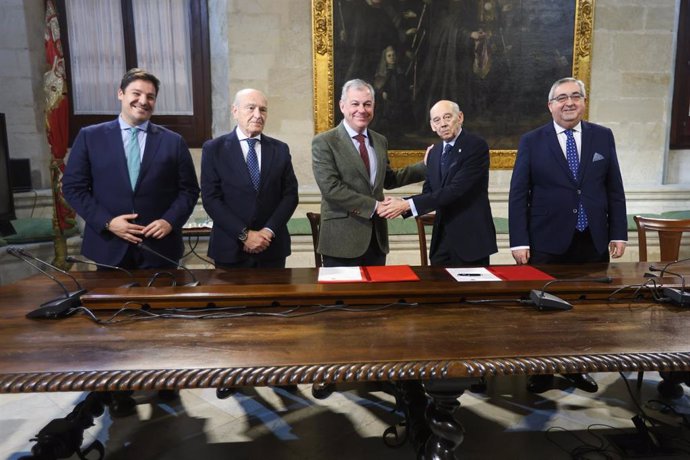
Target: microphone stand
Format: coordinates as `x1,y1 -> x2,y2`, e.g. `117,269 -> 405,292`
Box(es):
529,277 -> 613,311
7,247 -> 86,319
650,257 -> 690,278
65,256 -> 140,288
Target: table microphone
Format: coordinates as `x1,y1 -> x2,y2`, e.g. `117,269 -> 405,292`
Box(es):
65,255 -> 140,287
6,247 -> 86,319
648,258 -> 690,307
650,268 -> 689,307
530,277 -> 613,311
136,242 -> 200,286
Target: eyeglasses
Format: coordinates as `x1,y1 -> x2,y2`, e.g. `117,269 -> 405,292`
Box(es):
550,93 -> 585,104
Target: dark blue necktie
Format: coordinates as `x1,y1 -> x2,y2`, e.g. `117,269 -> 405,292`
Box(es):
565,129 -> 588,231
440,143 -> 453,178
246,138 -> 260,190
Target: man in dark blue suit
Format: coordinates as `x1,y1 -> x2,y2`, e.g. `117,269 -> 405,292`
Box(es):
509,77 -> 628,393
201,89 -> 298,268
63,68 -> 200,270
63,68 -> 200,413
379,99 -> 497,266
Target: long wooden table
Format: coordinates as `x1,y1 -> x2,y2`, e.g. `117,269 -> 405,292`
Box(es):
1,262 -> 689,457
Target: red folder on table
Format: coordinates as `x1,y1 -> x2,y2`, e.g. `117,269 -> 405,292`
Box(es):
318,265 -> 420,283
364,265 -> 420,282
486,265 -> 555,281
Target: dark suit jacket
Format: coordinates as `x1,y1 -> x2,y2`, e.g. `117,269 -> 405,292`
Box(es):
62,119 -> 200,267
409,130 -> 497,263
200,128 -> 298,264
509,121 -> 627,255
312,122 -> 426,258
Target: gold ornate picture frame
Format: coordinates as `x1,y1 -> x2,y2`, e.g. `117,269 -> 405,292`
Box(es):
312,0 -> 594,169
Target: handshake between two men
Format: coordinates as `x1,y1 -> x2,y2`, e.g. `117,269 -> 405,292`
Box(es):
376,143 -> 433,221
377,196 -> 411,220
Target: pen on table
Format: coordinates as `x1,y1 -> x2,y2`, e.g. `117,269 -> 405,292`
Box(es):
457,273 -> 480,277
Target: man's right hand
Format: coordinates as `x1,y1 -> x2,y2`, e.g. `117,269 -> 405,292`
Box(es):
243,230 -> 272,254
511,248 -> 530,265
423,144 -> 433,165
107,213 -> 145,244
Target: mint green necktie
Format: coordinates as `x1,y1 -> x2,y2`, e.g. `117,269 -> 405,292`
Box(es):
126,127 -> 141,190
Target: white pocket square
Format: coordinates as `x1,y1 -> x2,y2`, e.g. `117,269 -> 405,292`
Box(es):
593,153 -> 605,162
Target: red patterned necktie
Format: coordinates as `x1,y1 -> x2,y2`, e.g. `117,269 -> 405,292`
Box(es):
354,133 -> 371,176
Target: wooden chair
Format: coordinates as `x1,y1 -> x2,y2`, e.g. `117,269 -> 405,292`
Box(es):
633,215 -> 690,392
306,212 -> 322,268
415,213 -> 436,266
634,215 -> 690,262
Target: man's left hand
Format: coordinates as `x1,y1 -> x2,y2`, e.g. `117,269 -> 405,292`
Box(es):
243,229 -> 273,254
609,241 -> 626,259
142,219 -> 172,239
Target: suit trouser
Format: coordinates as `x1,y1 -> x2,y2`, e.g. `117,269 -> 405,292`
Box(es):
322,227 -> 386,267
530,228 -> 609,264
430,236 -> 491,267
215,257 -> 286,269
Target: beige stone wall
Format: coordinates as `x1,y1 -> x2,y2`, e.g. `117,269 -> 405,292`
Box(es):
210,0 -> 315,189
0,0 -> 52,188
589,0 -> 678,185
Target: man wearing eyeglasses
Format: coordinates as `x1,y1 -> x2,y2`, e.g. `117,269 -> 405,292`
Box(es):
508,77 -> 627,394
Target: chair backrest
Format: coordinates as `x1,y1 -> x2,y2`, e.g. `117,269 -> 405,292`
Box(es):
306,212 -> 322,268
633,215 -> 690,262
415,213 -> 436,266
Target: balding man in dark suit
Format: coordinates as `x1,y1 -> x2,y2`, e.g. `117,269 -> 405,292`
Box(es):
201,89 -> 298,269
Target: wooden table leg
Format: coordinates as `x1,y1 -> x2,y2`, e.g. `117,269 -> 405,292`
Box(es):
422,379 -> 474,460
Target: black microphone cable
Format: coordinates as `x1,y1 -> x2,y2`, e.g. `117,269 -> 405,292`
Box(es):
137,242 -> 199,286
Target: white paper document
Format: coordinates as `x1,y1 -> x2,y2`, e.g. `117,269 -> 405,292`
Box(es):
446,267 -> 502,282
318,266 -> 365,283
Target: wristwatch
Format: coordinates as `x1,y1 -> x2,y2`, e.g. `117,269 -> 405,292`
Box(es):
238,227 -> 249,242
105,218 -> 113,230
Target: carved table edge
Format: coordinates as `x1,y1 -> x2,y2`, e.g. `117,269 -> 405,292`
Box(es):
2,353 -> 690,393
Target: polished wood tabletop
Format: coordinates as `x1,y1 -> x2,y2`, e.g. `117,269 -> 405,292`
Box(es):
1,263 -> 689,393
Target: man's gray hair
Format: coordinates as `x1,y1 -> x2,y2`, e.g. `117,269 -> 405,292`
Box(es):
548,77 -> 587,101
340,79 -> 375,102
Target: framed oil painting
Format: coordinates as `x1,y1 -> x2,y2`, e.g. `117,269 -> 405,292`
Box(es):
312,0 -> 594,168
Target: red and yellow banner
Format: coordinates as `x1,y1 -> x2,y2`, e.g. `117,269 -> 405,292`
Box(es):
45,0 -> 75,265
